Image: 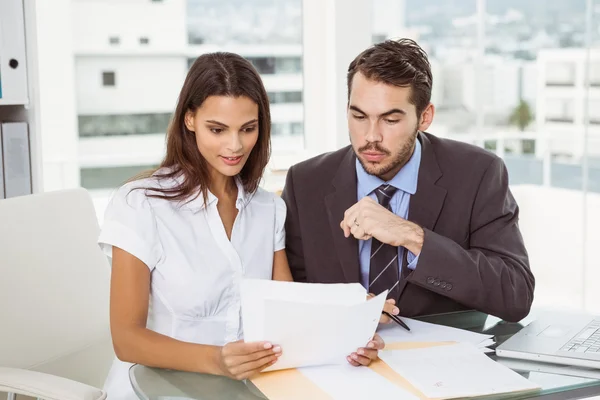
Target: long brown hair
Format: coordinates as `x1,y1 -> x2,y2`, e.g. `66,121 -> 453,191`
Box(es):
134,52 -> 271,204
347,39 -> 433,117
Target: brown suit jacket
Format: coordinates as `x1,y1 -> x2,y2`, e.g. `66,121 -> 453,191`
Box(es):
281,132 -> 534,322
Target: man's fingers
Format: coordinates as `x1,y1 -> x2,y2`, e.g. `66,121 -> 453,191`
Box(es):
383,300 -> 400,316
349,223 -> 362,239
379,313 -> 392,324
341,220 -> 352,237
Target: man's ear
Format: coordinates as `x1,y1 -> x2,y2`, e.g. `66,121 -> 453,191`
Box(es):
418,103 -> 435,132
184,110 -> 196,132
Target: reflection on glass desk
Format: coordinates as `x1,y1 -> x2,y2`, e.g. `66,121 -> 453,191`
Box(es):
129,311 -> 600,400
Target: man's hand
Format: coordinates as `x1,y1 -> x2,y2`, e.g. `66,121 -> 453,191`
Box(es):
340,197 -> 424,256
368,293 -> 400,324
347,333 -> 385,367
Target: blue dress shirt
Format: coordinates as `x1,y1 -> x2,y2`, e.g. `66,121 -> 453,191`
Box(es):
356,139 -> 422,290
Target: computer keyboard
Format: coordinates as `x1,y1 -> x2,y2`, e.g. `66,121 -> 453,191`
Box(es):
562,320 -> 600,353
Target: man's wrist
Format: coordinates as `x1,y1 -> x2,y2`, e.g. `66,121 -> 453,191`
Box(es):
394,221 -> 424,255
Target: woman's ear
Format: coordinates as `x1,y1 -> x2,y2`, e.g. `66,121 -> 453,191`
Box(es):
184,110 -> 196,132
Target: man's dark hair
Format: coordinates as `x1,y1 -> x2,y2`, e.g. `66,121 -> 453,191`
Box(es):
347,38 -> 433,117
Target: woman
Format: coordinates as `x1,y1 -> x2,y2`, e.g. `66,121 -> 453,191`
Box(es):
97,52 -> 292,400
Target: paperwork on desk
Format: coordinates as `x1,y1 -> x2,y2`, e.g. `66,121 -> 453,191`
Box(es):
299,363 -> 419,400
241,279 -> 387,371
379,342 -> 541,399
252,342 -> 540,400
378,316 -> 495,352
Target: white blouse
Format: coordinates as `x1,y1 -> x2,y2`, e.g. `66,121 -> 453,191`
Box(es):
97,172 -> 286,400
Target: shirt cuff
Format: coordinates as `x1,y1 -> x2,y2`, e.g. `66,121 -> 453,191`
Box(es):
406,251 -> 420,270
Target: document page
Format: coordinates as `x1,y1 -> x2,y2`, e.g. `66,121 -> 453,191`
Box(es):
299,363 -> 420,400
242,279 -> 367,343
379,342 -> 540,399
241,279 -> 386,371
378,317 -> 494,349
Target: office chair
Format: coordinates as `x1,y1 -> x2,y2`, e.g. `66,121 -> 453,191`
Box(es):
0,188 -> 113,400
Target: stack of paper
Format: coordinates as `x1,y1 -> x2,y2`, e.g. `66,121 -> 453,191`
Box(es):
241,279 -> 387,371
379,342 -> 541,399
378,317 -> 495,352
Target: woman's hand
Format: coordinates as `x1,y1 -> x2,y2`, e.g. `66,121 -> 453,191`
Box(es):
218,341 -> 282,380
347,333 -> 385,366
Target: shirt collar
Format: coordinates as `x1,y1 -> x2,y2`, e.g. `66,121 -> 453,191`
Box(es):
355,139 -> 421,197
158,168 -> 248,212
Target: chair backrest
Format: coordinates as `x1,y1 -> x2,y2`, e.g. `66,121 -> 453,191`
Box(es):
0,188 -> 113,388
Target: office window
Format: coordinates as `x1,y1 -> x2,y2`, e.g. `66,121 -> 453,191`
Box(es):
590,63 -> 600,87
291,122 -> 303,135
590,100 -> 600,125
545,98 -> 575,123
139,37 -> 150,45
102,71 -> 116,87
108,36 -> 120,45
247,57 -> 302,75
187,0 -> 301,45
268,91 -> 303,104
272,123 -> 284,136
78,113 -> 172,137
247,57 -> 276,75
275,57 -> 302,74
546,62 -> 576,86
371,0 -> 600,312
81,165 -> 158,190
186,0 -> 304,156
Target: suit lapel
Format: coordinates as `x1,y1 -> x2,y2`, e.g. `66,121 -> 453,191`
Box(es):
408,133 -> 447,232
398,133 -> 447,296
324,147 -> 361,283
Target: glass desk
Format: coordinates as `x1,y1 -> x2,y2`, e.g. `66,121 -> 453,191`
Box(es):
129,311 -> 600,400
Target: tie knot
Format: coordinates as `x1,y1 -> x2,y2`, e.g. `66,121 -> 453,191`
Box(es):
374,184 -> 397,208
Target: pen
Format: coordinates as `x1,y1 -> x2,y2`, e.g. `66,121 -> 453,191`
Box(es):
383,311 -> 411,332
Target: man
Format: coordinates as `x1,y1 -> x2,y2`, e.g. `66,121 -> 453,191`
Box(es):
282,39 -> 534,334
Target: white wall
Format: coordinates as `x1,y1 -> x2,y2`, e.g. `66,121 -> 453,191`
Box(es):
33,0 -> 80,191
75,56 -> 187,115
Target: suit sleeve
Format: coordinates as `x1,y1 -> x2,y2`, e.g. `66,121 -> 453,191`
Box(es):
281,166 -> 307,282
407,157 -> 535,322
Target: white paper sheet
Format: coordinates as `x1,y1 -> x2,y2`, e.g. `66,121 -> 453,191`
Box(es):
379,342 -> 540,399
240,279 -> 387,371
299,363 -> 419,400
242,280 -> 367,343
378,317 -> 494,348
